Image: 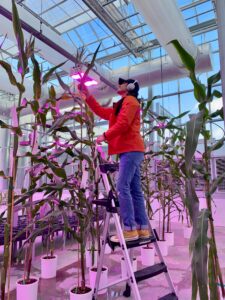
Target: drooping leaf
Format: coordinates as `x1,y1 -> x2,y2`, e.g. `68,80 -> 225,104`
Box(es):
185,111 -> 204,173
207,71 -> 221,86
192,209 -> 209,300
209,172 -> 225,195
42,61 -> 66,84
169,39 -> 195,73
56,72 -> 70,92
212,90 -> 222,98
207,137 -> 225,153
31,55 -> 41,100
0,60 -> 25,92
210,107 -> 224,119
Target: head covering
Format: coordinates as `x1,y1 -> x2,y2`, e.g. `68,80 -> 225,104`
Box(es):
118,77 -> 139,90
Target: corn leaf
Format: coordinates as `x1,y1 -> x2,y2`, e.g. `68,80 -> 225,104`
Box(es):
185,111 -> 204,174
169,39 -> 195,73
0,60 -> 25,92
209,172 -> 225,195
12,0 -> 28,75
31,55 -> 41,100
192,209 -> 210,300
42,61 -> 66,84
56,72 -> 70,92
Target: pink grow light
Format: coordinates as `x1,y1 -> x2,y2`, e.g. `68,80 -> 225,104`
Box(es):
71,72 -> 98,87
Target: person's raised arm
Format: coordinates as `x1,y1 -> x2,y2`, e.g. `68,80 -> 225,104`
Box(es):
78,84 -> 113,121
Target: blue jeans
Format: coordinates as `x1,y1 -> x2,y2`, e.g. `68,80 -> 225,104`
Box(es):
117,152 -> 149,231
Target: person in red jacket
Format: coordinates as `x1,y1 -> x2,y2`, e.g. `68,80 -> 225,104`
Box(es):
80,78 -> 150,242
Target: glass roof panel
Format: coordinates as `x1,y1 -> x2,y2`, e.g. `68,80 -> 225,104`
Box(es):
24,0 -> 61,14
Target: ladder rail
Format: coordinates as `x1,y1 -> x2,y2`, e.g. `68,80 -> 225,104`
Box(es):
92,153 -> 178,299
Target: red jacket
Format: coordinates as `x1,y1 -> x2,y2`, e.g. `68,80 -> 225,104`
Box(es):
86,95 -> 145,155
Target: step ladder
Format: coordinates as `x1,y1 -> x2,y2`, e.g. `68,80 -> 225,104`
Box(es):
92,162 -> 178,300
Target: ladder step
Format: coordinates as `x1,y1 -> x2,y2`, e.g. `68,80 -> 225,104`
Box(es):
92,199 -> 108,207
134,263 -> 167,283
158,293 -> 178,300
99,163 -> 119,173
109,235 -> 156,250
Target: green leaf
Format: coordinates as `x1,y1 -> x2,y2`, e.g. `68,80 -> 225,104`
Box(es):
0,120 -> 10,129
39,113 -> 46,130
192,209 -> 209,300
142,96 -> 158,119
47,161 -> 67,179
30,100 -> 39,114
81,43 -> 101,86
209,172 -> 225,195
207,71 -> 221,86
212,90 -> 222,98
56,72 -> 70,92
0,60 -> 25,92
31,55 -> 41,100
185,111 -> 204,173
169,39 -> 195,72
207,137 -> 225,153
190,74 -> 206,103
170,110 -> 190,122
12,0 -> 28,75
49,85 -> 56,100
42,61 -> 66,84
210,107 -> 224,119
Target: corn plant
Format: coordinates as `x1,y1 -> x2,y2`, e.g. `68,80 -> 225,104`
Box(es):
170,39 -> 225,300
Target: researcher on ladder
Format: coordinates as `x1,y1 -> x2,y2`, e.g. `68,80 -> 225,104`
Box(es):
79,78 -> 151,242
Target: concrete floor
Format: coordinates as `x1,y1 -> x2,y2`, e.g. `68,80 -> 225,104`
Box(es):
2,222 -> 225,300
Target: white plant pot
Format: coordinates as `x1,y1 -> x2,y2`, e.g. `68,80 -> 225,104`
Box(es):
165,232 -> 174,246
100,238 -> 112,255
89,266 -> 108,294
69,286 -> 92,300
41,255 -> 58,279
85,249 -> 98,268
16,277 -> 39,300
121,257 -> 137,279
141,246 -> 155,266
157,240 -> 168,256
184,227 -> 192,239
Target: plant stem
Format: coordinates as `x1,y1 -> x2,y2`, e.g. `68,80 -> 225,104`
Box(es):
203,133 -> 225,298
1,79 -> 24,300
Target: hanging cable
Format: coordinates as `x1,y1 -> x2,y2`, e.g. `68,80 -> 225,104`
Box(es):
40,0 -> 43,34
159,46 -> 164,116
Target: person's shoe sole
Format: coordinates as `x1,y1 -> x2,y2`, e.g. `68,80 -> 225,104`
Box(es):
139,234 -> 152,239
110,235 -> 139,243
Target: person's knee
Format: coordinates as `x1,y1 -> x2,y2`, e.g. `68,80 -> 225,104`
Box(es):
117,182 -> 129,195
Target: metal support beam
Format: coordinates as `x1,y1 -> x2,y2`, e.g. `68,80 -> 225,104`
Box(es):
215,0 -> 225,128
0,2 -> 116,90
82,0 -> 140,57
